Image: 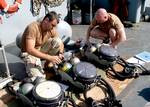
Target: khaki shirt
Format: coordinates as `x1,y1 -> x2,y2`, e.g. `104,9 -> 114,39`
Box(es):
21,21 -> 58,52
90,13 -> 124,35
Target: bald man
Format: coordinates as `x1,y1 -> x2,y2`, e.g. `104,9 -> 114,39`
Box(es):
86,8 -> 126,48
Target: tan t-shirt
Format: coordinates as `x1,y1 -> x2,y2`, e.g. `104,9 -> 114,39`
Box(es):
90,13 -> 124,35
21,21 -> 58,52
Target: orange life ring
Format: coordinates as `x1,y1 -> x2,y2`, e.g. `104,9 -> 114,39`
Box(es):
0,0 -> 22,14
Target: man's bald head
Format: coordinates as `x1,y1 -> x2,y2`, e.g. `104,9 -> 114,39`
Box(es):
95,8 -> 108,23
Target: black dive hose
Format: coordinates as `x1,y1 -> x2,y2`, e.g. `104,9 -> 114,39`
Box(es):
106,57 -> 150,81
5,80 -> 18,96
106,57 -> 136,81
63,96 -> 78,107
84,76 -> 122,107
83,76 -> 116,100
100,78 -> 122,107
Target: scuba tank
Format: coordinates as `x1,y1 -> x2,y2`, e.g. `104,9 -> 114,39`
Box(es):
59,62 -> 72,73
71,56 -> 80,65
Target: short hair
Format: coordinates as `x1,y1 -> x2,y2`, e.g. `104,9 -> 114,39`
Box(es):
43,11 -> 58,21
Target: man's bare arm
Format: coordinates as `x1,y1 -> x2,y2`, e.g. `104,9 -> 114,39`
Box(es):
86,25 -> 94,42
110,27 -> 126,48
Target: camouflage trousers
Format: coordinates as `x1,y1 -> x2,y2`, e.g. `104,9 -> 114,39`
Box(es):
22,37 -> 62,78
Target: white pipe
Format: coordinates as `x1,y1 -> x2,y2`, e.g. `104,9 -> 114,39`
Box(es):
90,0 -> 93,22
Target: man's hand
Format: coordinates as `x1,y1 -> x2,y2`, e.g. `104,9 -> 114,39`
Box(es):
110,43 -> 117,49
48,55 -> 62,64
58,53 -> 64,60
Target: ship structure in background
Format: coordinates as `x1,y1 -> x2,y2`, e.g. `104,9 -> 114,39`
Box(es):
0,0 -> 22,24
0,0 -> 67,46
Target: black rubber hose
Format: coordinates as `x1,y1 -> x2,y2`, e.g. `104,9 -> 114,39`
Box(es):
106,58 -> 136,80
63,97 -> 78,107
83,76 -> 118,107
5,81 -> 18,96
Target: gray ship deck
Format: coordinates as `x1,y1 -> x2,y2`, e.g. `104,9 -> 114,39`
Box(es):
1,22 -> 150,107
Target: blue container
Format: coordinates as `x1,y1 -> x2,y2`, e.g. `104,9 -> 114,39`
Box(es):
127,0 -> 143,23
94,0 -> 111,11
